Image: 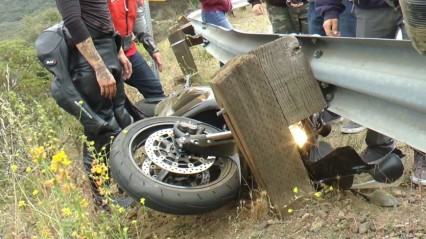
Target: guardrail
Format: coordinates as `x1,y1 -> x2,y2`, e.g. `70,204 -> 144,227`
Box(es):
188,4 -> 426,153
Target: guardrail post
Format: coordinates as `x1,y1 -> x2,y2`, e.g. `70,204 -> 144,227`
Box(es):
210,36 -> 326,215
168,24 -> 200,80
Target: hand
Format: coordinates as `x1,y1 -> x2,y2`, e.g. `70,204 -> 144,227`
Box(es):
151,52 -> 163,72
289,2 -> 304,8
323,18 -> 340,37
118,48 -> 132,80
95,67 -> 116,99
252,4 -> 264,16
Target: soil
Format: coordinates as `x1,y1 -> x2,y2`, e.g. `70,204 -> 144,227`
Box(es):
127,121 -> 426,239
125,7 -> 426,239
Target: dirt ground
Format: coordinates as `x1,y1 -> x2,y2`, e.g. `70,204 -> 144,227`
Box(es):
124,6 -> 426,239
127,121 -> 426,239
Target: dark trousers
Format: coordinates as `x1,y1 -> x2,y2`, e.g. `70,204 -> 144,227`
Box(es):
355,6 -> 403,155
125,51 -> 165,99
67,27 -> 132,202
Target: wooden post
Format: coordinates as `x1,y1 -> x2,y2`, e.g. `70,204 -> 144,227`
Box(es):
210,36 -> 326,215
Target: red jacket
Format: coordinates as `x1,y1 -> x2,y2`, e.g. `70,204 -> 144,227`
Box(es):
108,0 -> 158,57
200,0 -> 233,12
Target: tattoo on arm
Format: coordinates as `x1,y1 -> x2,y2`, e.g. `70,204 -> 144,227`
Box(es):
76,38 -> 110,82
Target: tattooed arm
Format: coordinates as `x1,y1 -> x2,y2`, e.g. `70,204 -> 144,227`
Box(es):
76,38 -> 117,99
56,0 -> 116,99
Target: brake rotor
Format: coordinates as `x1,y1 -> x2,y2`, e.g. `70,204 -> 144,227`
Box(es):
141,158 -> 210,186
145,128 -> 215,174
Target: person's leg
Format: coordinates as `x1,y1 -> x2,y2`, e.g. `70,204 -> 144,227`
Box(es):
308,2 -> 326,36
266,4 -> 296,34
355,7 -> 399,39
411,149 -> 426,185
201,11 -> 233,29
355,7 -> 400,161
296,4 -> 309,34
338,0 -> 356,37
125,51 -> 165,99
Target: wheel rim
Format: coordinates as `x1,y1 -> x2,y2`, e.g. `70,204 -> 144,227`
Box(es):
129,120 -> 235,188
144,128 -> 215,174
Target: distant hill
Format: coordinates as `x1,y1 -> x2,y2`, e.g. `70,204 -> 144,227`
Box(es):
0,0 -> 199,40
0,0 -> 56,38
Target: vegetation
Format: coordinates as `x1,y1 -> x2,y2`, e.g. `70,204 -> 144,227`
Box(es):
0,2 -> 220,238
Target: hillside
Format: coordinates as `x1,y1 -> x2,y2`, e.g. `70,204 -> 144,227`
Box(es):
0,0 -> 197,40
0,0 -> 55,38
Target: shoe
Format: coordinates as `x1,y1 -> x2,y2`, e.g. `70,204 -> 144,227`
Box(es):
361,146 -> 395,164
340,121 -> 366,134
411,150 -> 426,185
321,110 -> 343,125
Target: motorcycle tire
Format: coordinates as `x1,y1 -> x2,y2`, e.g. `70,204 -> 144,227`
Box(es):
109,116 -> 240,215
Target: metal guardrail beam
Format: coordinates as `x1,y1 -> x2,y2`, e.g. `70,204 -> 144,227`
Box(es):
188,7 -> 426,153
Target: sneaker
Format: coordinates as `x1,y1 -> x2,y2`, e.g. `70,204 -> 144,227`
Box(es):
321,110 -> 343,125
341,121 -> 366,134
411,150 -> 426,185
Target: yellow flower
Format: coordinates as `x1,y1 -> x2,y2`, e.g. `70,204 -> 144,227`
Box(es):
18,200 -> 27,208
26,167 -> 32,173
287,208 -> 293,214
131,220 -> 137,225
61,207 -> 72,217
50,162 -> 58,173
315,192 -> 322,198
80,198 -> 89,208
52,150 -> 67,162
140,198 -> 145,205
10,164 -> 18,172
71,231 -> 78,237
32,189 -> 39,196
79,100 -> 84,105
96,167 -> 102,174
118,207 -> 125,214
293,187 -> 299,194
63,158 -> 72,166
30,146 -> 46,163
329,186 -> 334,192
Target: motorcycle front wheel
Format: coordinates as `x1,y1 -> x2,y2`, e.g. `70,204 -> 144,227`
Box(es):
109,116 -> 240,215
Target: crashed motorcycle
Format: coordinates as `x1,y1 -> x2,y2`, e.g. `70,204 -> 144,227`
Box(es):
34,22 -> 405,216
109,78 -> 405,215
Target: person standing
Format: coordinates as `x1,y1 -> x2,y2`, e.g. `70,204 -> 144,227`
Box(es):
248,0 -> 309,34
316,0 -> 426,185
54,0 -> 134,209
307,0 -> 356,126
108,0 -> 166,99
200,0 -> 233,30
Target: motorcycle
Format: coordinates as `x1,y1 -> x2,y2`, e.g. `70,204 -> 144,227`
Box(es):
109,77 -> 405,215
34,23 -> 405,216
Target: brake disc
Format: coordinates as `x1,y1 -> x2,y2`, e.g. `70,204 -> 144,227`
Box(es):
141,158 -> 210,186
145,128 -> 215,174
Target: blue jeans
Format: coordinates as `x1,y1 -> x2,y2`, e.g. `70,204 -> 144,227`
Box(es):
125,51 -> 165,98
201,11 -> 232,29
308,0 -> 356,37
339,0 -> 356,37
308,2 -> 326,35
